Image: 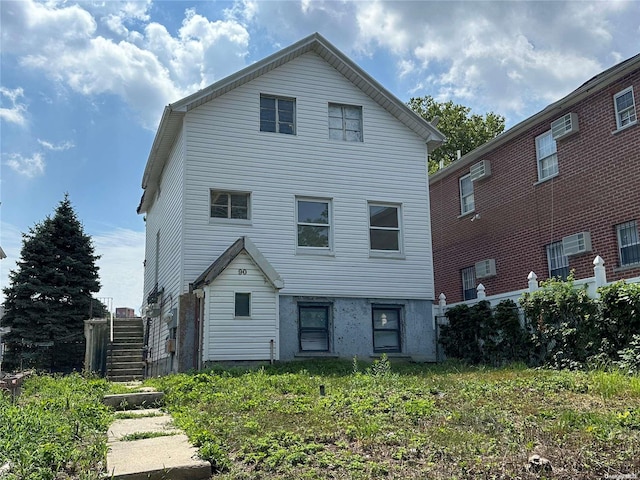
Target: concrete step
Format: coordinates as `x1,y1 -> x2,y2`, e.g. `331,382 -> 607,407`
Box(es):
111,336 -> 144,344
108,374 -> 145,383
105,408 -> 211,479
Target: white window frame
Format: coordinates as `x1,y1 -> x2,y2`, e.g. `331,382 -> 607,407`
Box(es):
260,95 -> 296,135
296,197 -> 332,254
535,130 -> 558,182
616,220 -> 640,267
546,241 -> 569,280
234,292 -> 251,319
459,173 -> 475,215
328,103 -> 363,141
614,87 -> 637,130
210,190 -> 251,221
461,266 -> 476,301
368,202 -> 403,256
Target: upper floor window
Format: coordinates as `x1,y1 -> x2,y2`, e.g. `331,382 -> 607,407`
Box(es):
546,241 -> 569,280
328,104 -> 363,141
459,173 -> 474,215
536,131 -> 558,181
617,220 -> 640,267
260,95 -> 295,134
369,203 -> 402,253
210,190 -> 250,220
614,87 -> 637,130
461,266 -> 476,301
297,198 -> 331,250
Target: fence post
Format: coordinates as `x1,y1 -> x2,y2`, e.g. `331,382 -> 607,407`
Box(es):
477,283 -> 486,300
527,271 -> 538,292
435,293 -> 447,329
592,255 -> 606,297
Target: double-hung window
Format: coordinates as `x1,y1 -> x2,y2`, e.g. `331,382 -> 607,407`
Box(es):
210,190 -> 250,220
461,266 -> 477,301
372,306 -> 401,353
260,95 -> 295,134
328,104 -> 363,141
546,241 -> 569,280
614,87 -> 637,130
617,220 -> 640,267
536,131 -> 558,181
297,198 -> 331,251
459,173 -> 474,215
299,305 -> 330,352
369,203 -> 402,253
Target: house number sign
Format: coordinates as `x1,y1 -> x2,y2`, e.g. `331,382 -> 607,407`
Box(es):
238,269 -> 248,275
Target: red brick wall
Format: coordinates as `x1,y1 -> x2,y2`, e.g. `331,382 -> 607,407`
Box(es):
430,69 -> 640,303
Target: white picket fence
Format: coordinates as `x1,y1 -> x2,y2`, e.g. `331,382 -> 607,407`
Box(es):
435,255 -> 640,321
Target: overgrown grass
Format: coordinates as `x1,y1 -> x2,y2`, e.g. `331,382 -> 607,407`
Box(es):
147,359 -> 640,479
0,373 -> 113,480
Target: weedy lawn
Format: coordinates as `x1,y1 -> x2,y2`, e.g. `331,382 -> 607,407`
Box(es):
147,359 -> 640,480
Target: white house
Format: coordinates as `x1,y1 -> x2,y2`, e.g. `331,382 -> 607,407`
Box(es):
138,33 -> 445,375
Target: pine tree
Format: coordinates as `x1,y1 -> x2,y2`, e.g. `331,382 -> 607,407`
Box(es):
1,195 -> 101,371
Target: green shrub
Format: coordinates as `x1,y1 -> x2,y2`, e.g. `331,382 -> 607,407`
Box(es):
597,280 -> 640,359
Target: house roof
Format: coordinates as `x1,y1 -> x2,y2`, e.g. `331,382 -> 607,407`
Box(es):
192,236 -> 284,290
429,52 -> 640,183
138,32 -> 445,214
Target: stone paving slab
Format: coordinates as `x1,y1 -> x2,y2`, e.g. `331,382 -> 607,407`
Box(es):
106,408 -> 211,480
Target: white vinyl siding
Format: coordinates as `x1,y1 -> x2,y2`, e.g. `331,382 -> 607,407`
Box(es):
182,51 -> 434,300
203,253 -> 278,361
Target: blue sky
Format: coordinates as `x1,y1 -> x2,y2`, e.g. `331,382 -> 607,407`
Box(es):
1,0 -> 639,312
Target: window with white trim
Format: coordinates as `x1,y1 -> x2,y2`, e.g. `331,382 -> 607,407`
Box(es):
461,266 -> 477,301
372,306 -> 401,353
210,190 -> 250,219
614,87 -> 637,130
297,198 -> 331,250
368,203 -> 402,252
260,95 -> 295,134
546,241 -> 569,280
535,131 -> 558,181
299,304 -> 330,352
328,104 -> 363,141
235,292 -> 251,318
459,173 -> 474,215
617,220 -> 640,267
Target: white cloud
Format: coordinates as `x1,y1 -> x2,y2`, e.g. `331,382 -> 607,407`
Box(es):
0,87 -> 28,126
37,139 -> 75,151
5,152 -> 45,178
93,228 -> 145,312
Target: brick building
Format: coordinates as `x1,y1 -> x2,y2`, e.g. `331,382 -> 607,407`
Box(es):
430,53 -> 640,303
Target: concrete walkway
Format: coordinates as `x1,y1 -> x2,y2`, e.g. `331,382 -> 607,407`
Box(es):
105,407 -> 211,480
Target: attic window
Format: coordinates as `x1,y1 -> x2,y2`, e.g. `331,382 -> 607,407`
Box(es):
328,104 -> 363,141
260,95 -> 296,134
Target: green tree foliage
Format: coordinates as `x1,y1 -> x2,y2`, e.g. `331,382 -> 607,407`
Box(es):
407,96 -> 506,174
1,195 -> 101,372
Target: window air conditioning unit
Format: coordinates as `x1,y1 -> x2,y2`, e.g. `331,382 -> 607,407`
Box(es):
475,258 -> 496,279
551,112 -> 579,140
562,232 -> 592,256
469,160 -> 491,181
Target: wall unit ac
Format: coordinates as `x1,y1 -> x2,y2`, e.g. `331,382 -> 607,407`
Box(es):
469,160 -> 491,181
562,232 -> 592,256
475,258 -> 496,278
551,112 -> 579,140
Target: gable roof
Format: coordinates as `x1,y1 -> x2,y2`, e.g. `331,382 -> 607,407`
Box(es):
138,32 -> 444,214
429,52 -> 640,183
193,236 -> 284,290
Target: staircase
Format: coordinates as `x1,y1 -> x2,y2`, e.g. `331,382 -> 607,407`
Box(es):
106,318 -> 145,382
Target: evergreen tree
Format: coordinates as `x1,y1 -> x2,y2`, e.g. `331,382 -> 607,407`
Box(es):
1,195 -> 101,371
408,96 -> 506,174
